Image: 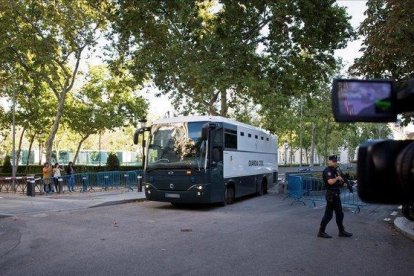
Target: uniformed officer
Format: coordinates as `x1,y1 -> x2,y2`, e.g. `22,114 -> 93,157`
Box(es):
318,155 -> 353,238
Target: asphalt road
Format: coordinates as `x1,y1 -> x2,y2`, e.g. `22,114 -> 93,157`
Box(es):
0,193 -> 412,276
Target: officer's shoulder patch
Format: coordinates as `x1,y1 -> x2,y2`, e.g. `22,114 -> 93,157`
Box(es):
327,172 -> 331,176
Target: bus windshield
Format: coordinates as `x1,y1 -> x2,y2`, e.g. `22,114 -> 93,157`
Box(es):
147,121 -> 207,170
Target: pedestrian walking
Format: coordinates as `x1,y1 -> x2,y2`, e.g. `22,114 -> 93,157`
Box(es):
66,162 -> 75,192
42,162 -> 53,194
53,163 -> 64,193
317,155 -> 353,238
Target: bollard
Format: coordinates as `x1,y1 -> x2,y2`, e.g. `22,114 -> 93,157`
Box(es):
104,175 -> 109,191
81,176 -> 87,192
137,175 -> 142,192
26,179 -> 36,197
124,174 -> 133,191
58,177 -> 63,193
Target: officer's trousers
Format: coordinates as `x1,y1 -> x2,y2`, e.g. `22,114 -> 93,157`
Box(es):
320,190 -> 344,232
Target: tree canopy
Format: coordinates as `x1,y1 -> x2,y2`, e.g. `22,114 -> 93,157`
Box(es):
0,0 -> 112,162
3,0 -> 403,167
110,0 -> 354,117
351,0 -> 414,124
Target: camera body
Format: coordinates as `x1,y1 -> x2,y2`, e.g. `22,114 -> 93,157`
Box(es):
331,79 -> 414,208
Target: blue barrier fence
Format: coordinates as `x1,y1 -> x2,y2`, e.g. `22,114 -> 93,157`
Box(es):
284,172 -> 366,212
0,170 -> 143,195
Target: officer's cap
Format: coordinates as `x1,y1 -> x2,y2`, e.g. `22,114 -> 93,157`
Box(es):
328,155 -> 338,161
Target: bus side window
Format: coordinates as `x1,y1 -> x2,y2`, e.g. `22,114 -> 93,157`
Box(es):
224,129 -> 237,149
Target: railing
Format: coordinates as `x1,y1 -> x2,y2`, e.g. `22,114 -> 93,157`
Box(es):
284,172 -> 366,212
0,170 -> 143,195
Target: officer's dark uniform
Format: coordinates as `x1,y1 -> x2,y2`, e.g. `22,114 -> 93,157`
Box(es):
318,155 -> 353,238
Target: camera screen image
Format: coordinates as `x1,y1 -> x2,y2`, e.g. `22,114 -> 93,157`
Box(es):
332,79 -> 396,122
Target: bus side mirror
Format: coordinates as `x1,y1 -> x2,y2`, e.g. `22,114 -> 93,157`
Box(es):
201,126 -> 208,141
133,127 -> 150,144
201,123 -> 217,140
133,129 -> 140,145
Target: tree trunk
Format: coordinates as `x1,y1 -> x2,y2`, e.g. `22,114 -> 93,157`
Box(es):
73,135 -> 89,165
323,117 -> 330,165
208,105 -> 218,116
44,48 -> 83,163
305,148 -> 309,165
220,90 -> 228,117
15,127 -> 26,174
45,92 -> 67,163
289,131 -> 293,166
310,123 -> 316,167
53,132 -> 63,164
38,140 -> 42,165
25,134 -> 35,173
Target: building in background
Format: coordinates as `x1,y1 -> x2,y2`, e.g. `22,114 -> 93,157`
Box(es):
18,150 -> 141,166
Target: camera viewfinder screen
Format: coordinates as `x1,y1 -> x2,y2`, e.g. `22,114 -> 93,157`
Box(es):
333,79 -> 396,122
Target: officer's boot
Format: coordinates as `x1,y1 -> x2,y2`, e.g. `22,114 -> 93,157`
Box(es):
338,227 -> 353,237
317,226 -> 332,239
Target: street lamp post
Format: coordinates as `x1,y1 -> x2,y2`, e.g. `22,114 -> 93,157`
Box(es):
284,142 -> 288,166
12,87 -> 16,191
299,95 -> 303,168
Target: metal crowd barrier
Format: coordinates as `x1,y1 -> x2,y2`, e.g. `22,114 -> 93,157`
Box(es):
284,172 -> 314,205
0,176 -> 42,194
285,173 -> 366,212
0,170 -> 143,195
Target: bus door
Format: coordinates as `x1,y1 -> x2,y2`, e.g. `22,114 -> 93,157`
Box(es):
209,125 -> 224,202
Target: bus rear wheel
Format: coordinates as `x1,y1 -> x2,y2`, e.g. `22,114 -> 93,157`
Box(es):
258,180 -> 266,196
224,186 -> 235,205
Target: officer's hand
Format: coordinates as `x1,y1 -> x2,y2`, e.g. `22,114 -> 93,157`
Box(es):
336,175 -> 344,182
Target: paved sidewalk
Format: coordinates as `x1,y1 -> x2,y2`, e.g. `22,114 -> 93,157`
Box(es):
0,188 -> 146,217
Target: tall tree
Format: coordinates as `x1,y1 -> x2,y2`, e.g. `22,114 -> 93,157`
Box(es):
0,0 -> 111,162
110,0 -> 354,117
64,66 -> 148,165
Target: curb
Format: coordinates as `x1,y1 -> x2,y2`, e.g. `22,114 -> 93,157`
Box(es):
394,217 -> 414,241
0,213 -> 14,219
89,198 -> 146,208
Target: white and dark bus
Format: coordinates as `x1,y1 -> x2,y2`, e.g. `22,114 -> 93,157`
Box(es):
134,116 -> 278,205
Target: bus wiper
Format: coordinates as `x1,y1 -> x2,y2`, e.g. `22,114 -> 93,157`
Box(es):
149,144 -> 163,149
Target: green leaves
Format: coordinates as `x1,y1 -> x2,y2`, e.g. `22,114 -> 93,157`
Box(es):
110,0 -> 353,118
351,0 -> 414,123
0,0 -> 117,161
65,65 -> 148,137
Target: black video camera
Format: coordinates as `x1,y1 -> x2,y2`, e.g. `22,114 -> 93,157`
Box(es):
331,79 -> 414,213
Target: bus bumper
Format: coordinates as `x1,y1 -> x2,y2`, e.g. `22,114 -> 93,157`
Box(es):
144,183 -> 212,204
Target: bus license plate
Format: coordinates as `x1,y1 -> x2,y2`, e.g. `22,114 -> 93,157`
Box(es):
165,193 -> 180,198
